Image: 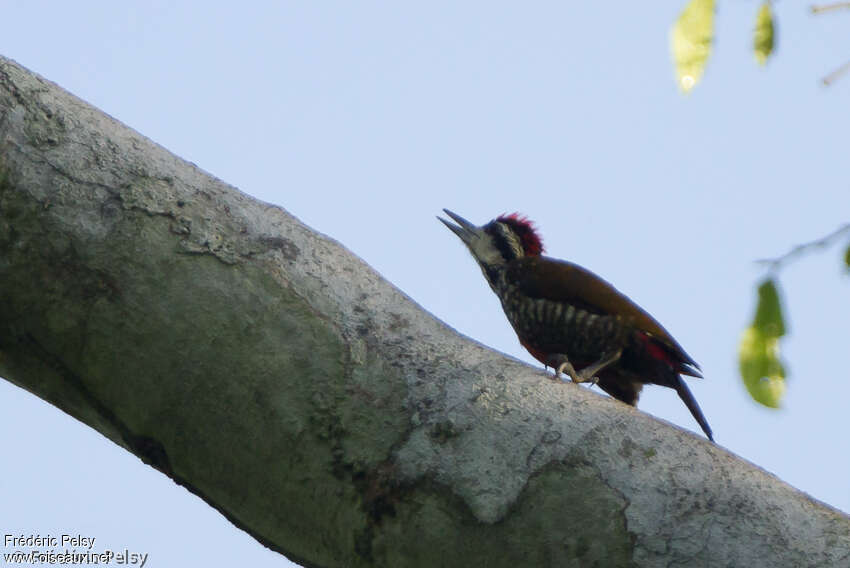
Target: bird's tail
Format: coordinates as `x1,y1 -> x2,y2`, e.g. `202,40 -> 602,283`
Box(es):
674,377 -> 713,442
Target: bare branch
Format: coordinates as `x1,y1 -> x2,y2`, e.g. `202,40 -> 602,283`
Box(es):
756,223 -> 850,273
811,2 -> 850,14
823,60 -> 850,86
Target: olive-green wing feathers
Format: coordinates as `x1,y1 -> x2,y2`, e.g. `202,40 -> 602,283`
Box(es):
506,256 -> 700,374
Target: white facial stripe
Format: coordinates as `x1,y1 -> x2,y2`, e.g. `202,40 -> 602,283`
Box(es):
492,222 -> 524,260
463,221 -> 524,267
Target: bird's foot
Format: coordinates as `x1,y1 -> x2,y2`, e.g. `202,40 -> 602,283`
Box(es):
546,354 -> 583,384
546,350 -> 623,385
577,349 -> 623,384
570,366 -> 600,385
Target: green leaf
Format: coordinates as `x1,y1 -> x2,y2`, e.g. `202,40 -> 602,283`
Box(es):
739,278 -> 787,408
753,2 -> 775,66
671,0 -> 715,93
753,279 -> 786,337
739,326 -> 786,408
844,245 -> 850,272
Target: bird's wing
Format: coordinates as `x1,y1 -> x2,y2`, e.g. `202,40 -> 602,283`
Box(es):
507,256 -> 700,373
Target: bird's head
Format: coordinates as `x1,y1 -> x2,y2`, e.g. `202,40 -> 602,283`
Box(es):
438,209 -> 544,269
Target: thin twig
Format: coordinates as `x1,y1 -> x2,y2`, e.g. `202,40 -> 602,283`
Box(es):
823,60 -> 850,86
811,2 -> 850,14
755,223 -> 850,273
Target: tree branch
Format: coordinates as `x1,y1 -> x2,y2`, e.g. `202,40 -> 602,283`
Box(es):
755,222 -> 850,274
1,55 -> 849,567
811,2 -> 850,15
823,60 -> 850,86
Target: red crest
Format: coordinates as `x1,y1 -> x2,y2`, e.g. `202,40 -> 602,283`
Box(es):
496,213 -> 544,256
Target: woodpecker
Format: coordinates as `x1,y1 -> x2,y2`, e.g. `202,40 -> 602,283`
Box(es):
439,209 -> 713,441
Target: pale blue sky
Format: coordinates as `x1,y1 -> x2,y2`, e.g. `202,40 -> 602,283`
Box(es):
2,3 -> 850,566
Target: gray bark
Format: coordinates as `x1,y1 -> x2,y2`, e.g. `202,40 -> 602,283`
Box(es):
1,55 -> 848,568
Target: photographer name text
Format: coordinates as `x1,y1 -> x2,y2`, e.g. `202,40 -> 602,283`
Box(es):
5,534 -> 96,550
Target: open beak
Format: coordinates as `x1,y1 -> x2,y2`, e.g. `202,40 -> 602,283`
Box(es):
438,209 -> 482,246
